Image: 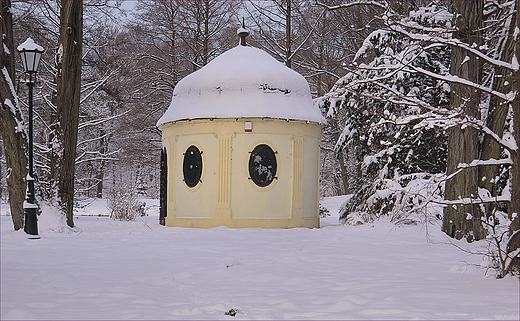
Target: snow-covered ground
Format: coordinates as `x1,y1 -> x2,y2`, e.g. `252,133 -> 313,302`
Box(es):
1,196 -> 518,320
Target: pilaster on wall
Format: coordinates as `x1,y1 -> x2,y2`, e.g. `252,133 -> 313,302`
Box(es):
291,136 -> 303,220
216,135 -> 232,220
166,137 -> 177,225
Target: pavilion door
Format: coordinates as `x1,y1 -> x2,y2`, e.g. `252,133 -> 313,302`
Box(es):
159,147 -> 167,225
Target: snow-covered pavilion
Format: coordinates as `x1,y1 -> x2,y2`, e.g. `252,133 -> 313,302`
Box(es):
157,29 -> 326,228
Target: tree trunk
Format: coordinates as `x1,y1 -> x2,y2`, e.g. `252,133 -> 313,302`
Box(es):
329,115 -> 350,195
506,1 -> 519,276
507,81 -> 519,276
95,130 -> 107,198
169,3 -> 178,85
316,9 -> 327,97
285,0 -> 291,68
202,0 -> 209,66
56,0 -> 83,227
337,150 -> 350,195
1,0 -> 29,230
193,2 -> 202,71
478,4 -> 518,216
443,0 -> 485,242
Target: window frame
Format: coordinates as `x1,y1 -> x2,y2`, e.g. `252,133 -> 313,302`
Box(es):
183,145 -> 203,188
248,144 -> 277,188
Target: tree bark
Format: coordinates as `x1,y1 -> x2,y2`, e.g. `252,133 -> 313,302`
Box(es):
192,1 -> 202,71
285,0 -> 291,68
443,0 -> 485,242
95,130 -> 107,198
202,0 -> 209,66
330,116 -> 350,195
506,0 -> 519,276
316,9 -> 327,97
55,0 -> 82,227
478,4 -> 518,216
1,0 -> 29,230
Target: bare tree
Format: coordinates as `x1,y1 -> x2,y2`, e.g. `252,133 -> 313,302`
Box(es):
246,0 -> 300,68
109,0 -> 239,197
53,0 -> 83,227
178,0 -> 239,70
1,0 -> 28,230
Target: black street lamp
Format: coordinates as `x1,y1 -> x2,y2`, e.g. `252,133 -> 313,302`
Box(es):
17,38 -> 44,238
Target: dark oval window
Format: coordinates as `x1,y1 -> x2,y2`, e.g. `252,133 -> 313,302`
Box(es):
183,145 -> 202,188
249,144 -> 277,187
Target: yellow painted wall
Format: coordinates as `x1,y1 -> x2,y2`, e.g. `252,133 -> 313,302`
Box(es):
158,118 -> 322,228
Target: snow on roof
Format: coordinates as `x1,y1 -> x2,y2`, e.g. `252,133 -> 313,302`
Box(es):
157,45 -> 326,126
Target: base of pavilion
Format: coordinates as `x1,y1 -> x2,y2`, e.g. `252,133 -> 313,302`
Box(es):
164,213 -> 319,229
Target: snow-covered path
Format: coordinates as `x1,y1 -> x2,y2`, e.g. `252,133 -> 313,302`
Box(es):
1,196 -> 518,320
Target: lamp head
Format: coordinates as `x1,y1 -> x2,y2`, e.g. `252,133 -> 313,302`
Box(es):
17,38 -> 44,74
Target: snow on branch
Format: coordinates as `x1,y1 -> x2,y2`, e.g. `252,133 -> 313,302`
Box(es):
33,142 -> 51,154
409,65 -> 516,102
75,156 -> 119,165
378,173 -> 511,208
80,66 -> 121,105
39,88 -> 57,111
390,25 -> 519,72
393,20 -> 455,35
457,158 -> 513,169
77,133 -> 109,146
316,1 -> 388,11
439,195 -> 511,206
384,110 -> 518,152
1,67 -> 22,119
75,149 -> 120,164
78,110 -> 129,130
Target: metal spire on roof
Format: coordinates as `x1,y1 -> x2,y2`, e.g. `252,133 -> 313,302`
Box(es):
237,18 -> 249,46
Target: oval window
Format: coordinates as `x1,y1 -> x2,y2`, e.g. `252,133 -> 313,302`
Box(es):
249,144 -> 277,187
183,145 -> 202,188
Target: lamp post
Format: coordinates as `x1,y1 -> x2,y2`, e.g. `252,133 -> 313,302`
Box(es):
17,38 -> 44,238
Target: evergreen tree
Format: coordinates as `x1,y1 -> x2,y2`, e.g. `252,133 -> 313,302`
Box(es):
319,3 -> 451,223
320,0 -> 519,277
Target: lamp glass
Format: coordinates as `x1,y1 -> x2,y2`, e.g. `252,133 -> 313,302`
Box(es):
19,50 -> 42,73
32,51 -> 42,72
20,51 -> 28,72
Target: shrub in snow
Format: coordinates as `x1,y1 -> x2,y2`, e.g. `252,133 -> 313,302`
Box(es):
340,174 -> 444,226
319,204 -> 330,218
480,210 -> 519,278
136,177 -> 147,195
107,184 -> 147,221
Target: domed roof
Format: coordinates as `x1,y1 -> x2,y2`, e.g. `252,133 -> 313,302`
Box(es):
157,45 -> 326,126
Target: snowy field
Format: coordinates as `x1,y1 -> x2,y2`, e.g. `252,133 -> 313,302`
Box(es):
1,196 -> 519,320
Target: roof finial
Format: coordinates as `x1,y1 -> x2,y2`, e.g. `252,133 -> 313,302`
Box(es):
237,17 -> 249,46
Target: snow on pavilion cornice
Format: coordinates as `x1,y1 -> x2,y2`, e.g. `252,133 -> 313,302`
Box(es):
157,45 -> 327,126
